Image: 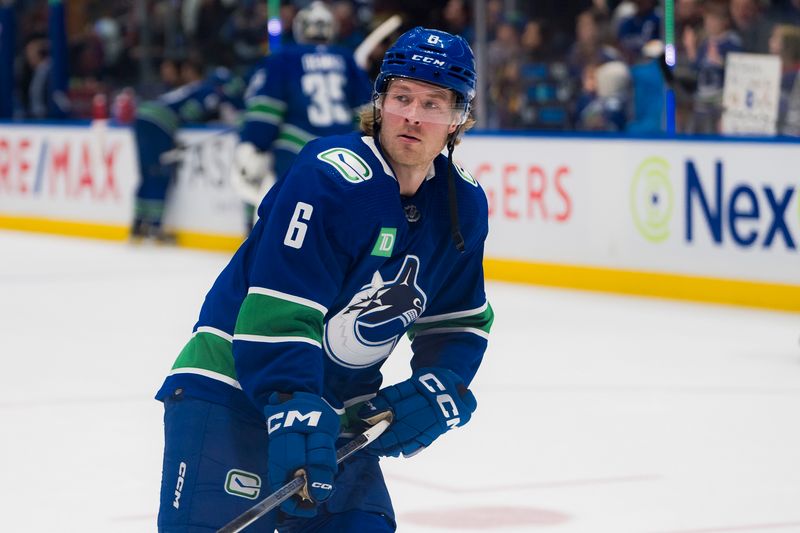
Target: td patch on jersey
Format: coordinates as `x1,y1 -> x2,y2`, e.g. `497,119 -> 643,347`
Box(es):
317,148 -> 373,183
324,255 -> 427,368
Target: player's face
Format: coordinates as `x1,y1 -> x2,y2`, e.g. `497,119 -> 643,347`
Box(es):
378,79 -> 459,170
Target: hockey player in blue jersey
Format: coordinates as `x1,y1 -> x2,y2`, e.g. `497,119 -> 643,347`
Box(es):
156,27 -> 493,532
132,60 -> 245,241
229,1 -> 372,209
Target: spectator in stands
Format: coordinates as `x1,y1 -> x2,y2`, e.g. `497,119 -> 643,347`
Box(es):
575,60 -> 631,131
487,18 -> 522,128
372,0 -> 448,28
518,19 -> 572,130
573,62 -> 600,127
485,0 -> 505,41
769,23 -> 800,135
684,0 -> 743,134
183,0 -> 237,68
16,35 -> 71,119
93,16 -> 125,78
672,0 -> 704,131
70,21 -> 105,84
730,0 -> 771,54
567,8 -> 621,80
609,1 -> 637,37
676,0 -> 704,31
520,19 -> 552,62
219,0 -> 269,67
157,57 -> 182,93
628,39 -> 666,133
332,0 -> 367,50
766,0 -> 800,28
617,0 -> 661,63
488,18 -> 521,68
442,0 -> 475,44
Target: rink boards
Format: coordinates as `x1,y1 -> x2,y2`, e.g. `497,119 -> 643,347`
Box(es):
0,122 -> 798,312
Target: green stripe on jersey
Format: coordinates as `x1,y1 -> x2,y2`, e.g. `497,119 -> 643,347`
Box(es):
137,102 -> 180,134
235,292 -> 324,343
248,95 -> 287,112
247,101 -> 285,120
172,331 -> 236,379
408,302 -> 495,341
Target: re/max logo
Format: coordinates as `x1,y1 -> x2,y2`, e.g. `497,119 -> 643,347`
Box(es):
685,160 -> 797,249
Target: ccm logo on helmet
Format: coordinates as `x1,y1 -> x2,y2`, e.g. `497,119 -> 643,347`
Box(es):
411,54 -> 446,67
267,410 -> 322,433
418,373 -> 461,429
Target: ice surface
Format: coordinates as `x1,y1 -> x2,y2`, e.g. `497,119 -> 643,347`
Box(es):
2,231 -> 798,533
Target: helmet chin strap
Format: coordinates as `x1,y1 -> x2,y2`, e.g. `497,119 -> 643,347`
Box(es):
446,124 -> 465,253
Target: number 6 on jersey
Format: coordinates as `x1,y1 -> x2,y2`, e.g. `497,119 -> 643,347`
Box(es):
284,202 -> 314,249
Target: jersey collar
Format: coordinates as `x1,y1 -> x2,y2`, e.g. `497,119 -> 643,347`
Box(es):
360,136 -> 395,181
360,136 -> 436,182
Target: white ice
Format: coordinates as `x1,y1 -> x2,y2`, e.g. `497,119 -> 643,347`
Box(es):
1,230 -> 799,533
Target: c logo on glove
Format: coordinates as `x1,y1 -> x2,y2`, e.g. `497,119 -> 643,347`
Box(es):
418,372 -> 460,428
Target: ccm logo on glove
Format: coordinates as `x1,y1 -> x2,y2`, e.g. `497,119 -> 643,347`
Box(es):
418,372 -> 460,428
267,410 -> 321,433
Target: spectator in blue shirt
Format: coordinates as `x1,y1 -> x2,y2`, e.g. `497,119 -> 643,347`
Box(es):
683,0 -> 743,133
617,0 -> 661,63
575,60 -> 631,132
567,8 -> 622,80
769,23 -> 800,135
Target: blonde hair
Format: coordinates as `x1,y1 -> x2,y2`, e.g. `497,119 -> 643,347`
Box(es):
774,24 -> 800,65
358,100 -> 477,145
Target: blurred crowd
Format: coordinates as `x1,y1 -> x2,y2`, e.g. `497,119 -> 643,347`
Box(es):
482,0 -> 800,134
7,0 -> 800,135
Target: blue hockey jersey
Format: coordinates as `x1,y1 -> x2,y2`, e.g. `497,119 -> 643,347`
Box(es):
156,133 -> 494,420
240,44 -> 372,179
137,67 -> 245,135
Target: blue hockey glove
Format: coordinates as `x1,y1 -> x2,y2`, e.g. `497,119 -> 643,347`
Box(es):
263,392 -> 340,517
358,367 -> 477,458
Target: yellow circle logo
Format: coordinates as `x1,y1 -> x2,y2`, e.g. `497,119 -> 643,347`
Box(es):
631,157 -> 673,243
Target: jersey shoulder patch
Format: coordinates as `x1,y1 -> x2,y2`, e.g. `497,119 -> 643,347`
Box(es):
454,163 -> 478,187
317,147 -> 374,183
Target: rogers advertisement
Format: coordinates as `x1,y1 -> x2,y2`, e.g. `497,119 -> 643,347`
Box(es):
1,125 -> 797,292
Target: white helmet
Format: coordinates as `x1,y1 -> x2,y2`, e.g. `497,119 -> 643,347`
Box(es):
293,1 -> 337,44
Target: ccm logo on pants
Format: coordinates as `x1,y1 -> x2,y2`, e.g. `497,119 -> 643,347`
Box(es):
173,461 -> 187,509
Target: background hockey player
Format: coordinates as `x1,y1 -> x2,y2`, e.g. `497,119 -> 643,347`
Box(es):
156,27 -> 493,532
132,58 -> 245,241
229,1 -> 372,212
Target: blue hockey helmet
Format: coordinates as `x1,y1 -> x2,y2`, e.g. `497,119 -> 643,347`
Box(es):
375,27 -> 477,106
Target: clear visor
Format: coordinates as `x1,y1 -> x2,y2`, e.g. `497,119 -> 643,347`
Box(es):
375,90 -> 470,125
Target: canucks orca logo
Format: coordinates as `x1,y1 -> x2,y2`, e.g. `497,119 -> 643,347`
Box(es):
324,255 -> 427,369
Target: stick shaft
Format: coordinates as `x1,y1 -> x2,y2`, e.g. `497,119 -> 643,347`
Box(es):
354,15 -> 402,70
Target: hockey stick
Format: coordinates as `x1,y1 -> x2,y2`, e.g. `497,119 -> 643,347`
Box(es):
216,418 -> 391,533
354,14 -> 403,70
159,127 -> 238,165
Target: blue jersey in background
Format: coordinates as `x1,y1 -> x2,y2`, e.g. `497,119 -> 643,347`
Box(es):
240,44 -> 372,179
